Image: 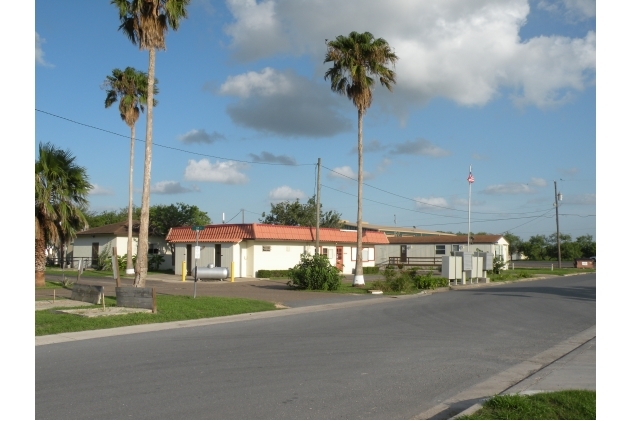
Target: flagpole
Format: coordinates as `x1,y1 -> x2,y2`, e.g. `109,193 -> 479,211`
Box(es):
468,165 -> 472,252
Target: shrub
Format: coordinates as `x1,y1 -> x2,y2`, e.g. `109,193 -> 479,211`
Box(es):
95,245 -> 112,271
256,269 -> 291,278
148,254 -> 165,271
414,272 -> 449,290
287,253 -> 343,291
363,266 -> 380,275
493,256 -> 505,274
389,270 -> 415,293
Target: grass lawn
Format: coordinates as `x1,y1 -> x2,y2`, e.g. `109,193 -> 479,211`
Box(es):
36,295 -> 277,336
456,390 -> 596,420
490,267 -> 595,282
36,281 -> 74,290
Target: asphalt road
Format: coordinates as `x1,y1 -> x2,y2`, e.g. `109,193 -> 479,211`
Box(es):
36,274 -> 595,419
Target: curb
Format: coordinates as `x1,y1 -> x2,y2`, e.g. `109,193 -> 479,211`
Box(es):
413,325 -> 596,420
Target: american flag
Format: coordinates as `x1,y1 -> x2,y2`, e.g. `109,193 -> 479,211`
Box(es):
467,171 -> 474,184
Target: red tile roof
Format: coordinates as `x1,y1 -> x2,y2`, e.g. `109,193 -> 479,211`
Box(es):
166,223 -> 390,244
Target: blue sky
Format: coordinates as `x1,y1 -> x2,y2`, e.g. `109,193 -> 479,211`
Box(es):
34,0 -> 597,241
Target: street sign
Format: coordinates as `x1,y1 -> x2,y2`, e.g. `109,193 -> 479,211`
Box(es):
191,226 -> 205,231
194,246 -> 200,259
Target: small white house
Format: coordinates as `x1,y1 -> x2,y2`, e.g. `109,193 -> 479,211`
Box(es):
165,223 -> 390,277
377,234 -> 510,266
73,220 -> 173,270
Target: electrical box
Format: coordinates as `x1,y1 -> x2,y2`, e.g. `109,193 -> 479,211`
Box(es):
454,251 -> 473,271
474,252 -> 493,271
470,256 -> 484,278
442,256 -> 462,280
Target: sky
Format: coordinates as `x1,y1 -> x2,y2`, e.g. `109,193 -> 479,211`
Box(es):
33,0 -> 598,242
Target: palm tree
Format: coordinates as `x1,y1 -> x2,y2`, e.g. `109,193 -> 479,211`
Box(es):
324,31 -> 398,286
103,66 -> 158,276
35,143 -> 91,287
112,0 -> 190,287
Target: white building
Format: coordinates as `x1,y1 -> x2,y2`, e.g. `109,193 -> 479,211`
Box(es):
166,223 -> 390,277
73,220 -> 173,270
377,234 -> 510,267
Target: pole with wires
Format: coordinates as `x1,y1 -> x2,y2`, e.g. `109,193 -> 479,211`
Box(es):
316,158 -> 321,254
467,165 -> 474,251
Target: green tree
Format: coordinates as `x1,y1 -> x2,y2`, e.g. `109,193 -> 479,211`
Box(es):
112,0 -> 190,287
260,195 -> 342,228
84,206 -> 141,228
521,235 -> 548,260
575,235 -> 596,258
35,143 -> 92,286
103,66 -> 158,275
324,31 -> 398,286
150,203 -> 210,264
502,232 -> 523,258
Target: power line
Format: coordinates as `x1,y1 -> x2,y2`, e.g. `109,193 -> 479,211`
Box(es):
322,183 -> 556,228
36,109 -> 315,167
322,164 -> 556,216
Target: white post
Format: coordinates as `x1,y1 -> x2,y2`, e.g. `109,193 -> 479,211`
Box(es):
467,165 -> 473,251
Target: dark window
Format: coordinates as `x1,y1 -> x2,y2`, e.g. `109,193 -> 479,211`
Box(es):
435,245 -> 446,255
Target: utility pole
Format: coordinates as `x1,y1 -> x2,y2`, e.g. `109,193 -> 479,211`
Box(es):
241,208 -> 244,224
554,181 -> 562,269
315,158 -> 321,254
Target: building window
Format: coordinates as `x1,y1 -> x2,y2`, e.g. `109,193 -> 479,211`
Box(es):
435,245 -> 446,255
148,243 -> 160,254
451,244 -> 461,252
351,247 -> 375,261
262,246 -> 271,252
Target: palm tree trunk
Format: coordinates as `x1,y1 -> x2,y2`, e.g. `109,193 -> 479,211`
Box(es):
353,108 -> 364,286
126,125 -> 136,275
35,236 -> 46,287
134,47 -> 156,288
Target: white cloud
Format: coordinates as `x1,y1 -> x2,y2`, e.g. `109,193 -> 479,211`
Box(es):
177,129 -> 225,144
559,167 -> 579,176
414,196 -> 449,209
224,0 -> 290,62
218,68 -> 350,137
268,186 -> 305,201
529,177 -> 547,187
223,0 -> 595,112
328,166 -> 357,180
482,183 -> 536,195
184,159 -> 249,184
219,67 -> 292,98
35,32 -> 53,67
89,184 -> 113,195
376,158 -> 392,174
151,181 -> 198,194
472,153 -> 489,160
390,139 -> 451,157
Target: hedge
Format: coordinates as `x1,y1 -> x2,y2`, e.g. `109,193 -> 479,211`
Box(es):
256,269 -> 291,278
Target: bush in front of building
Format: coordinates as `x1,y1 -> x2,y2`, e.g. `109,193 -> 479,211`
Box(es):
413,272 -> 449,290
363,266 -> 381,275
256,269 -> 291,278
287,252 -> 343,291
